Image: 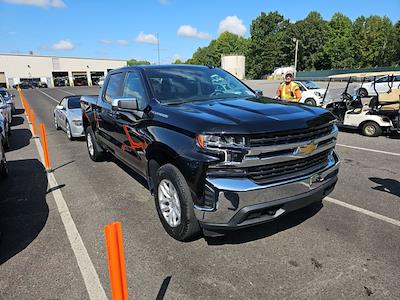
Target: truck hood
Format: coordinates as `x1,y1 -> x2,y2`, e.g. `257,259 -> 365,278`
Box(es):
157,97 -> 334,134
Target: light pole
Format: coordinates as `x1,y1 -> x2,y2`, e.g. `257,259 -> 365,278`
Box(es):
293,38 -> 299,77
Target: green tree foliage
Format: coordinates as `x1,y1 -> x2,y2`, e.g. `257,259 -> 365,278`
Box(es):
173,59 -> 184,64
247,12 -> 291,79
291,12 -> 327,70
127,59 -> 151,66
185,11 -> 399,78
322,13 -> 355,69
186,32 -> 248,66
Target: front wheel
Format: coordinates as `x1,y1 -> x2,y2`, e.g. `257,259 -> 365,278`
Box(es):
154,164 -> 201,241
66,122 -> 73,141
361,121 -> 382,137
54,115 -> 60,130
85,127 -> 105,161
304,98 -> 317,106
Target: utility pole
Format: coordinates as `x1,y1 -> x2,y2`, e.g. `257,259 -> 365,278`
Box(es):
293,38 -> 299,78
157,33 -> 160,65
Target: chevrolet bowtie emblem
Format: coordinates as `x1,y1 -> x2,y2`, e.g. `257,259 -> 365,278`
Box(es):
296,142 -> 317,155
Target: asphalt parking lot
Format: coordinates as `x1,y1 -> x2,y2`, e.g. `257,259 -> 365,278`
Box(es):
1,85 -> 400,299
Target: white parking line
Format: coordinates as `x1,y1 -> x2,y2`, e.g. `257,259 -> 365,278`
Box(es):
22,95 -> 107,299
324,196 -> 400,227
336,143 -> 400,157
36,88 -> 59,104
58,89 -> 75,95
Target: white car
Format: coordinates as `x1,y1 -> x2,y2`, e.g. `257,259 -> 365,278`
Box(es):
54,96 -> 84,140
294,80 -> 326,106
98,76 -> 105,88
356,75 -> 400,97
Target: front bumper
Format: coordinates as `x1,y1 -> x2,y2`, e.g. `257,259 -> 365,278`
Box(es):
70,123 -> 85,137
195,152 -> 340,230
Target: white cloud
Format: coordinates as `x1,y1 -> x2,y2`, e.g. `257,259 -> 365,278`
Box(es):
177,25 -> 211,40
135,32 -> 158,45
1,0 -> 66,8
159,0 -> 168,4
218,16 -> 246,37
99,39 -> 112,45
116,39 -> 129,46
51,39 -> 74,50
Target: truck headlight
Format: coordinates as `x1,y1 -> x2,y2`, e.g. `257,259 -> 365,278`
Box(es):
196,134 -> 246,150
72,120 -> 82,126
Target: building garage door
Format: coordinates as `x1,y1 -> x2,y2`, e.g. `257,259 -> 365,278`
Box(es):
90,71 -> 104,86
52,72 -> 70,87
72,72 -> 88,86
0,72 -> 6,88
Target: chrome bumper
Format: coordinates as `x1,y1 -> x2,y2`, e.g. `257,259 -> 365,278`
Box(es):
195,152 -> 340,228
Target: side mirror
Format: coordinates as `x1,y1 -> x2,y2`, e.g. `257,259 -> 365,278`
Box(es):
56,105 -> 64,110
255,89 -> 263,98
112,98 -> 138,111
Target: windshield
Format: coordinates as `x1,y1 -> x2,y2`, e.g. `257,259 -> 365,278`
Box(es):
144,67 -> 255,103
67,96 -> 81,109
302,80 -> 321,89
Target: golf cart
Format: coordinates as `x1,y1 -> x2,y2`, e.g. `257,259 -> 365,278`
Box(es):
323,71 -> 400,137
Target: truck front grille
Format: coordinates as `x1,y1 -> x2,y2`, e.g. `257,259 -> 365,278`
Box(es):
249,124 -> 334,147
246,150 -> 331,184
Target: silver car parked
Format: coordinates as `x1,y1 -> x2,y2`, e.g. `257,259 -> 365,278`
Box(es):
54,96 -> 84,140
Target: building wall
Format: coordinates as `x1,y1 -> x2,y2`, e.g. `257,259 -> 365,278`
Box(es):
0,54 -> 127,87
221,55 -> 246,80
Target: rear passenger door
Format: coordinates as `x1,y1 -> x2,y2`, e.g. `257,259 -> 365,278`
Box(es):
97,72 -> 125,151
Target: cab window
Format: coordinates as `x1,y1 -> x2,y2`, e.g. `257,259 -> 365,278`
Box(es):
104,72 -> 125,103
123,71 -> 147,110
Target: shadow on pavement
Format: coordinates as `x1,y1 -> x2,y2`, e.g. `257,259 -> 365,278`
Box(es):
112,157 -> 149,190
206,201 -> 323,245
11,116 -> 24,127
0,159 -> 49,265
369,177 -> 400,198
7,129 -> 32,152
155,276 -> 172,300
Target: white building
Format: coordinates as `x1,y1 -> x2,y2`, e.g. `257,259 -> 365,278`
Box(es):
0,53 -> 127,88
221,55 -> 245,79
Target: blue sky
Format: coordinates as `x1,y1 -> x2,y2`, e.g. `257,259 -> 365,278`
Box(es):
1,0 -> 399,63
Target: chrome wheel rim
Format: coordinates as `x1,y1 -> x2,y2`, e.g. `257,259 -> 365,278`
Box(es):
365,125 -> 375,136
87,133 -> 94,156
66,123 -> 71,139
158,179 -> 181,228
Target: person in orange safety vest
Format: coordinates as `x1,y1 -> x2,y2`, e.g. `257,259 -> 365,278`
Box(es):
275,71 -> 302,102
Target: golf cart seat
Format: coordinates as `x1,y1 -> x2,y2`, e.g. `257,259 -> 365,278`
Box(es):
378,89 -> 400,111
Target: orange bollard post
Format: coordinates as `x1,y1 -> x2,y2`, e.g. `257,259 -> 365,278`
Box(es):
30,111 -> 37,137
104,222 -> 128,300
39,123 -> 51,172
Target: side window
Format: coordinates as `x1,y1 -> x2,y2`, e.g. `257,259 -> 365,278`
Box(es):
298,83 -> 306,91
123,72 -> 147,110
104,72 -> 125,102
375,76 -> 388,84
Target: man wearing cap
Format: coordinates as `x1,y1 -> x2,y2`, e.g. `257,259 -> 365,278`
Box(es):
275,71 -> 302,102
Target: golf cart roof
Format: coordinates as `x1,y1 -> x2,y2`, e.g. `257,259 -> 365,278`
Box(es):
329,71 -> 400,79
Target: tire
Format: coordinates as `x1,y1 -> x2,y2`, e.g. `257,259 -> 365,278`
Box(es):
0,143 -> 7,178
66,121 -> 74,141
54,115 -> 60,130
85,127 -> 105,161
361,121 -> 382,137
154,164 -> 201,241
3,125 -> 10,150
304,98 -> 317,106
358,88 -> 368,98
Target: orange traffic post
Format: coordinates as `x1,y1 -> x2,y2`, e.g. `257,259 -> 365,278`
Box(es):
104,222 -> 128,300
30,111 -> 37,138
39,123 -> 51,172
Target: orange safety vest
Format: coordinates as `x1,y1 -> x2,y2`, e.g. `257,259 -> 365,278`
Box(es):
280,82 -> 300,101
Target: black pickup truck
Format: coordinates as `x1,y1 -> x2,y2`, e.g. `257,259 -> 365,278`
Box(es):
81,65 -> 339,241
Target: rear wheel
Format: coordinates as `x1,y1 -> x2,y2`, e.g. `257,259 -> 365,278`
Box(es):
0,143 -> 8,178
304,98 -> 317,106
358,88 -> 368,98
85,127 -> 105,161
154,164 -> 201,241
361,121 -> 382,137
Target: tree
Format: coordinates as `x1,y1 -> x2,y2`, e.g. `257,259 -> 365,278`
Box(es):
173,59 -> 184,64
291,12 -> 328,70
321,13 -> 355,69
247,11 -> 291,79
186,32 -> 248,66
394,21 -> 400,66
127,59 -> 151,66
353,16 -> 396,67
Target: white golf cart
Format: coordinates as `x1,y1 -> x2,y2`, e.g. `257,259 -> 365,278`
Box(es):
323,71 -> 400,137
